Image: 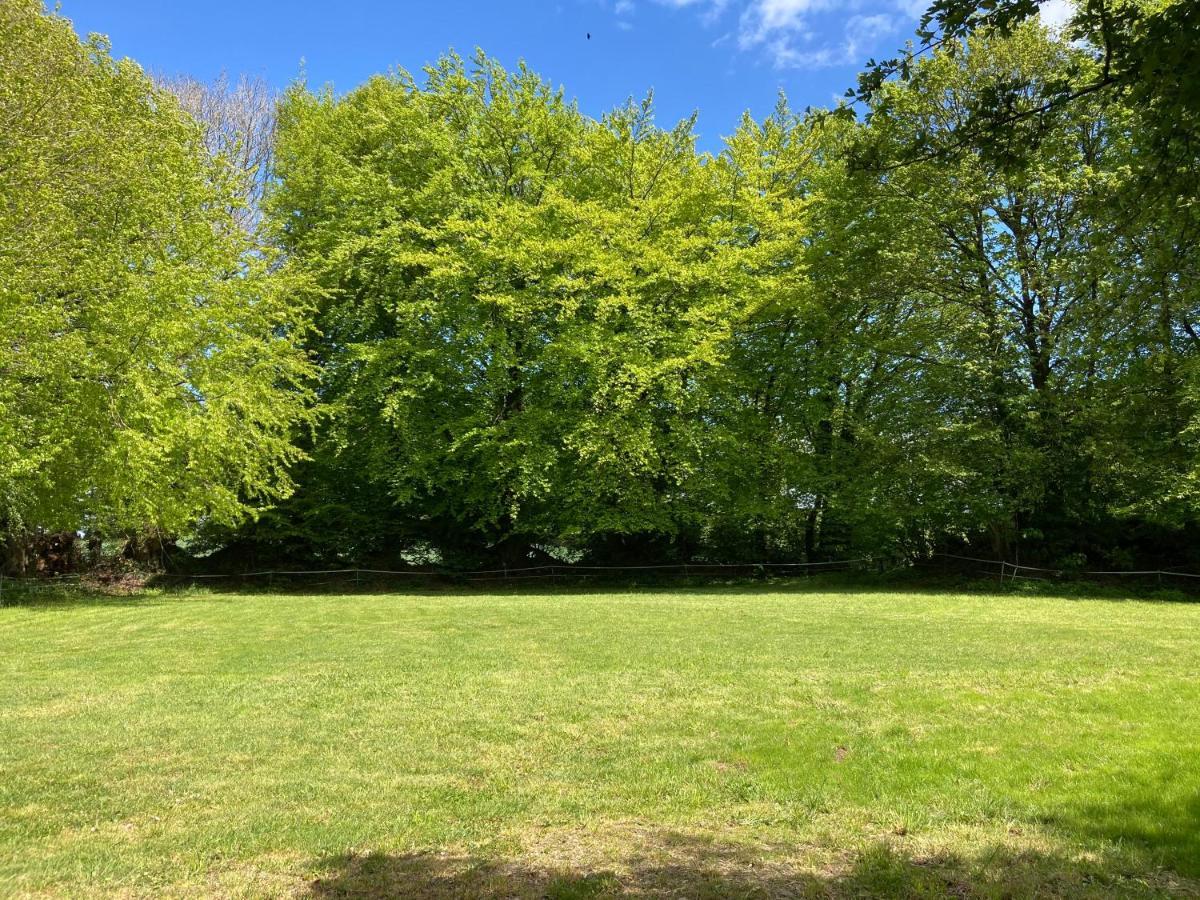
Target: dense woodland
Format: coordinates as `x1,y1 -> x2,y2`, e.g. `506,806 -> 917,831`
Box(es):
1,0 -> 1197,574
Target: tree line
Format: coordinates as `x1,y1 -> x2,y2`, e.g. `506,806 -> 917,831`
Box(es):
2,0 -> 1196,574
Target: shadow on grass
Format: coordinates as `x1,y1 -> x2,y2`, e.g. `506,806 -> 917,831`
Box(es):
8,572 -> 1194,617
124,570 -> 1198,603
0,586 -> 239,612
144,571 -> 885,596
7,565 -> 1195,605
1056,791 -> 1200,881
305,830 -> 1198,899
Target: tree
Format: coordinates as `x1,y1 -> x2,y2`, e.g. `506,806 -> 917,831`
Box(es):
858,22 -> 1198,563
706,100 -> 960,561
0,1 -> 312,571
182,29 -> 1196,571
155,71 -> 277,233
856,0 -> 1196,182
253,54 -> 732,566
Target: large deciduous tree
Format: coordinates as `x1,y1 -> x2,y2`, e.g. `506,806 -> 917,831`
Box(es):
12,9 -> 1181,573
235,31 -> 1197,571
0,1 -> 312,571
252,55 -> 730,565
859,22 -> 1199,563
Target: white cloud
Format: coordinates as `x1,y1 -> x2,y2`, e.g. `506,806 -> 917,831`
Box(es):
1038,0 -> 1073,31
892,0 -> 928,17
615,0 -> 922,69
844,12 -> 895,59
738,0 -> 834,48
646,0 -> 731,27
738,2 -> 908,69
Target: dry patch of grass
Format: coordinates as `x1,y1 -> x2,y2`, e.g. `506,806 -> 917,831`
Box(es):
301,822 -> 1197,898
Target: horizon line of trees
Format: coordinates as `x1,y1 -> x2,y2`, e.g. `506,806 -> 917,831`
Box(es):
2,0 -> 1196,575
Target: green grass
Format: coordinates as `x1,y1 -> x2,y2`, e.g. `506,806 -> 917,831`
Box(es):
2,586 -> 1198,898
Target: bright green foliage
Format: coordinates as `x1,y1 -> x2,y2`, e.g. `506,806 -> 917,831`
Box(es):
246,30 -> 1198,569
710,104 -> 954,559
263,55 -> 733,563
0,2 -> 312,552
4,2 -> 1196,571
859,24 -> 1199,560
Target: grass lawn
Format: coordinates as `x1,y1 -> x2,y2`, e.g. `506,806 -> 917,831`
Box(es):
1,585 -> 1198,898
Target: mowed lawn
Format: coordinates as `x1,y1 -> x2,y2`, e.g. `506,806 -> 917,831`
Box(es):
1,588 -> 1198,898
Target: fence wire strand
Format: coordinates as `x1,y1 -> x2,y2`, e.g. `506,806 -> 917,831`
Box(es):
2,552 -> 1198,602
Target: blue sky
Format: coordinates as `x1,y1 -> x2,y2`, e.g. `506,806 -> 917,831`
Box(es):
55,0 -> 941,151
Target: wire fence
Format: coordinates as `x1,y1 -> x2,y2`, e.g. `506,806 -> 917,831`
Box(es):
0,559 -> 869,601
0,572 -> 86,604
154,558 -> 871,588
2,552 -> 1198,603
922,552 -> 1200,585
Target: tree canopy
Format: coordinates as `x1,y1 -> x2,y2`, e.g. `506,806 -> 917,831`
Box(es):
0,0 -> 311,569
2,0 -> 1196,574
